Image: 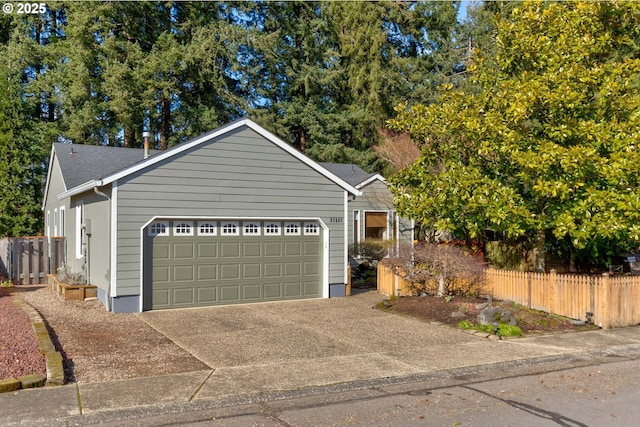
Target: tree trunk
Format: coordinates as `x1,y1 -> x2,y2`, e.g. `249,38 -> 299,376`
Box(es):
160,97 -> 170,150
123,126 -> 133,148
299,129 -> 306,153
437,275 -> 445,296
534,230 -> 546,272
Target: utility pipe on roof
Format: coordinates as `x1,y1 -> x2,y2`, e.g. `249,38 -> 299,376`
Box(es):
143,131 -> 151,159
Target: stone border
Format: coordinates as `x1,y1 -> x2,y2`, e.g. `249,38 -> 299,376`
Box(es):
1,284 -> 64,392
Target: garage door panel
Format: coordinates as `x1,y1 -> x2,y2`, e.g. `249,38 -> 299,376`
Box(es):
173,243 -> 195,259
173,288 -> 195,305
264,263 -> 282,278
284,262 -> 301,277
284,282 -> 302,297
264,242 -> 282,257
284,242 -> 301,256
153,266 -> 170,283
197,287 -> 217,303
154,242 -> 170,260
221,242 -> 240,258
221,264 -> 240,280
304,281 -> 321,295
243,242 -> 261,257
153,289 -> 170,306
264,283 -> 282,298
304,242 -> 320,256
197,243 -> 218,258
220,285 -> 240,302
242,284 -> 261,300
304,261 -> 320,275
243,263 -> 261,278
150,219 -> 323,309
173,265 -> 194,282
197,265 -> 217,280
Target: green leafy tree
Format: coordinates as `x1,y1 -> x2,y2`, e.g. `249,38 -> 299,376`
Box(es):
389,1 -> 640,270
0,46 -> 46,237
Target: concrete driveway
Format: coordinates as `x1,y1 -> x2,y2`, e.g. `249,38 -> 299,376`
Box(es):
138,291 -> 475,368
135,291 -> 568,399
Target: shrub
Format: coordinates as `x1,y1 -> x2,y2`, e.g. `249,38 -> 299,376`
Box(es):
56,264 -> 85,285
497,324 -> 522,337
457,320 -> 475,330
388,243 -> 488,297
350,239 -> 392,263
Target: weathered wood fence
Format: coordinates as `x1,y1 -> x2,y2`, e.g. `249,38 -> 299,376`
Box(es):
0,237 -> 65,285
377,262 -> 640,329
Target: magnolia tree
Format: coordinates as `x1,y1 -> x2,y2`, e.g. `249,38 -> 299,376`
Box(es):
388,1 -> 640,270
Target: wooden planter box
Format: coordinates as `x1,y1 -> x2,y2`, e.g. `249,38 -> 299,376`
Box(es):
46,274 -> 97,301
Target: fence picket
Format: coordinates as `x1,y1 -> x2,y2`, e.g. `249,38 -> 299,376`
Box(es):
0,237 -> 65,285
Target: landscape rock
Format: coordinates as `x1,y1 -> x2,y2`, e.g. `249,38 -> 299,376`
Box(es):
477,306 -> 517,326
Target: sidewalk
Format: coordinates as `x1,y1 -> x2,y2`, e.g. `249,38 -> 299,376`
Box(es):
2,295 -> 640,426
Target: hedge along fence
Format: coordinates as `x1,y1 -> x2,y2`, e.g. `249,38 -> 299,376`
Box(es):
377,262 -> 640,329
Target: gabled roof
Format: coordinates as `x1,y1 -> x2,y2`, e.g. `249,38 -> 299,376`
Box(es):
53,118 -> 361,200
320,162 -> 386,189
53,143 -> 159,190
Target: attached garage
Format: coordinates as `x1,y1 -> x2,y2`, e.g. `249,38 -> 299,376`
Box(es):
146,219 -> 325,309
45,119 -> 362,312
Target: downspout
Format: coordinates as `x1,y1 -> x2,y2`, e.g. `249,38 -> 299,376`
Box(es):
93,186 -> 111,311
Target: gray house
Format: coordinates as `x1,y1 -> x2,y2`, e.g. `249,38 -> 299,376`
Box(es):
43,119 -> 410,312
320,163 -> 414,254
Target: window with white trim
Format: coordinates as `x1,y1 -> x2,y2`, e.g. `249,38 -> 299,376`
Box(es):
243,222 -> 261,236
221,221 -> 239,236
75,201 -> 84,259
264,222 -> 281,236
174,222 -> 194,236
304,222 -> 320,235
284,222 -> 300,236
53,209 -> 59,236
198,222 -> 217,236
148,221 -> 169,236
59,206 -> 66,236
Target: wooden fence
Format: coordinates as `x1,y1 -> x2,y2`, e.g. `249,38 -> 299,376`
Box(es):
377,262 -> 640,329
0,237 -> 65,285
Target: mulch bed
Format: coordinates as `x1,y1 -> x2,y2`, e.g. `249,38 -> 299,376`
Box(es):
384,295 -> 600,335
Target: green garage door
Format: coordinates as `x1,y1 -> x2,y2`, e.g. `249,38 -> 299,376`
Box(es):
149,220 -> 323,309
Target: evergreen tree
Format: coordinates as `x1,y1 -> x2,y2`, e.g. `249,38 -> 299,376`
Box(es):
0,44 -> 47,237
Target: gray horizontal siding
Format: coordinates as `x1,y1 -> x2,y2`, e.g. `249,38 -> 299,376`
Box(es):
115,126 -> 347,297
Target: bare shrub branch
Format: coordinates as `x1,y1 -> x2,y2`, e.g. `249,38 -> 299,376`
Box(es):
388,243 -> 487,297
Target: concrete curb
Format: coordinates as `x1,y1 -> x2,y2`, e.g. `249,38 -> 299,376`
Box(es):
6,284 -> 65,388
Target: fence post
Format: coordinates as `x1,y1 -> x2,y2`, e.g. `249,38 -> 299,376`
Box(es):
527,271 -> 532,309
601,273 -> 611,329
548,269 -> 556,314
587,276 -> 595,324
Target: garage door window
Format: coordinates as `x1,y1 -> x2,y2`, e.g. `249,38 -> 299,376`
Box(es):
149,221 -> 169,236
243,222 -> 261,236
198,222 -> 217,236
284,222 -> 300,235
264,222 -> 281,236
221,222 -> 239,236
174,222 -> 194,236
304,222 -> 320,235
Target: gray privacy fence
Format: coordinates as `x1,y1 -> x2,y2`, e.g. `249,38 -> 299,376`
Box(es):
0,237 -> 65,284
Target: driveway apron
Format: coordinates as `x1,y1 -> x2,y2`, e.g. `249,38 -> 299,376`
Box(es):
138,291 -> 475,368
